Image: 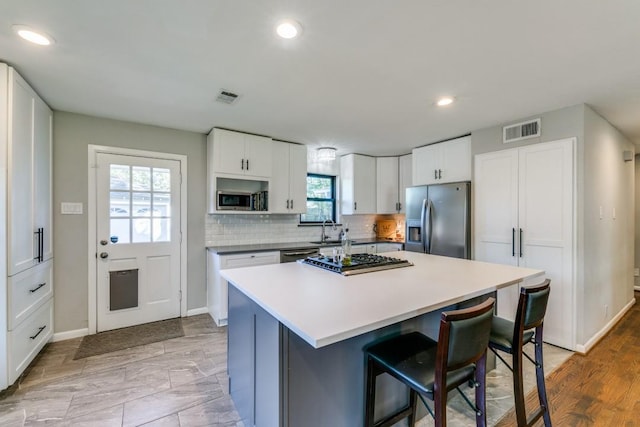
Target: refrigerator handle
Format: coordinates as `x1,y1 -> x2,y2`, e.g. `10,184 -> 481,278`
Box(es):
425,199 -> 433,254
420,198 -> 428,253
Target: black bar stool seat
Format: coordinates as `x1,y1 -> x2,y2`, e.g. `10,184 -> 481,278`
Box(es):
367,332 -> 476,396
489,316 -> 534,352
364,297 -> 495,427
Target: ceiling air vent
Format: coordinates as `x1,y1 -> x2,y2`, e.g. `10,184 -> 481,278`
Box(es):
503,118 -> 541,143
216,89 -> 239,105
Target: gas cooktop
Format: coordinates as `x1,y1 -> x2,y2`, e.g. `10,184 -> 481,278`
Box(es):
300,253 -> 413,276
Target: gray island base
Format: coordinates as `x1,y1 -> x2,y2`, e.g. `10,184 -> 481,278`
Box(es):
222,252 -> 543,426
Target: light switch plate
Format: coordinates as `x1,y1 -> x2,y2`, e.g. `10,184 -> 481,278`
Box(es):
61,202 -> 83,214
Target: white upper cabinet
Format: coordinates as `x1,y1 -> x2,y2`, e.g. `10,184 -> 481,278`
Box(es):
341,154 -> 376,215
270,141 -> 307,214
398,154 -> 412,213
7,69 -> 53,275
210,128 -> 272,178
412,136 -> 471,185
375,155 -> 411,214
376,157 -> 399,214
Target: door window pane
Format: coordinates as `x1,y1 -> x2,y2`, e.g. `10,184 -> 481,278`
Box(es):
154,219 -> 171,242
132,166 -> 151,191
110,165 -> 130,190
153,168 -> 171,192
110,192 -> 130,217
153,193 -> 170,216
133,192 -> 152,216
133,219 -> 152,243
110,219 -> 130,244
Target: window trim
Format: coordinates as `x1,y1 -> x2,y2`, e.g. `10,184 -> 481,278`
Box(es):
300,173 -> 337,224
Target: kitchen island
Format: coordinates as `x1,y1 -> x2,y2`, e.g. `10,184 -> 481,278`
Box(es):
221,251 -> 543,427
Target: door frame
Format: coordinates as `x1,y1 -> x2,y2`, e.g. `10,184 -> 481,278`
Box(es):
87,145 -> 188,335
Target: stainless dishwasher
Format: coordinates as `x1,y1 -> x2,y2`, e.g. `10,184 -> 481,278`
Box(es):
280,248 -> 320,263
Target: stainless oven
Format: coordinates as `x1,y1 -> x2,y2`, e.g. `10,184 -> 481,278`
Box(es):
280,248 -> 320,263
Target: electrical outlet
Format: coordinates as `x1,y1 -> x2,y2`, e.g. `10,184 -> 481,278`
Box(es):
634,268 -> 639,277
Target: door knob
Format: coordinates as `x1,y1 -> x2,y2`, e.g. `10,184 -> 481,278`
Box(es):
100,240 -> 109,246
100,252 -> 109,259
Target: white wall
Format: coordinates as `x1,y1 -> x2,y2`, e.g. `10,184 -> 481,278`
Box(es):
636,154 -> 640,289
581,106 -> 635,343
471,103 -> 635,349
53,112 -> 207,333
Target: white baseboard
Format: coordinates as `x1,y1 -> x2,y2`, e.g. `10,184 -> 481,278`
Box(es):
634,286 -> 640,292
52,328 -> 89,343
186,307 -> 209,316
575,298 -> 636,354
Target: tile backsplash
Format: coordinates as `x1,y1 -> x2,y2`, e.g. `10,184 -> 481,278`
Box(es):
205,214 -> 405,247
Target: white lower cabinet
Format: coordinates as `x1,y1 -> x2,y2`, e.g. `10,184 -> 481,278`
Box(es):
8,298 -> 53,384
8,260 -> 53,329
207,250 -> 280,326
376,243 -> 403,253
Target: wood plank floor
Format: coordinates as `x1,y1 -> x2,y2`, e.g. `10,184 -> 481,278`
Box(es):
496,292 -> 640,427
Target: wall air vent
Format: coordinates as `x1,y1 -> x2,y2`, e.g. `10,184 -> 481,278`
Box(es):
503,118 -> 541,143
216,90 -> 239,105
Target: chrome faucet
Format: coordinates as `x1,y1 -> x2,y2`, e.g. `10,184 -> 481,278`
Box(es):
321,219 -> 337,242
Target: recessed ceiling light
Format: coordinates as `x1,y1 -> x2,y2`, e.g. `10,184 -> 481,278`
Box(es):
13,25 -> 54,46
436,96 -> 455,107
276,19 -> 302,39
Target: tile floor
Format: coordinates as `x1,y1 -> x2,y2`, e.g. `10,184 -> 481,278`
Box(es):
0,314 -> 572,426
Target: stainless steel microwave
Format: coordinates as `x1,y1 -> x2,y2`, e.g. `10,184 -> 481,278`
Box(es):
217,191 -> 252,211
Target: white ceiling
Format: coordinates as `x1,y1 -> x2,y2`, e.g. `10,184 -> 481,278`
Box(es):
1,1 -> 640,156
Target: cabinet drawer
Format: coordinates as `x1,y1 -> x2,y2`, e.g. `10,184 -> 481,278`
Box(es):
221,252 -> 280,269
8,298 -> 53,384
8,260 -> 53,330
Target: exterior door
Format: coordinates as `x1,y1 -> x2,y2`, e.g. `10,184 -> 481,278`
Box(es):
96,153 -> 181,332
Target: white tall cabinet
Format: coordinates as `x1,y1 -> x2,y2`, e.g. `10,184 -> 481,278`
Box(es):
270,141 -> 307,214
474,138 -> 575,350
1,64 -> 54,390
340,154 -> 376,214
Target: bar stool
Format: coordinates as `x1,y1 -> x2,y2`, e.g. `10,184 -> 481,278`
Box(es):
364,297 -> 495,427
489,280 -> 552,426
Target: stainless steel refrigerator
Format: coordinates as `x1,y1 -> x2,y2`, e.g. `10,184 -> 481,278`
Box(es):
405,182 -> 471,259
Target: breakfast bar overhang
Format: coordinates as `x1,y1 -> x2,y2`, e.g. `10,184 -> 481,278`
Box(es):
221,251 -> 543,427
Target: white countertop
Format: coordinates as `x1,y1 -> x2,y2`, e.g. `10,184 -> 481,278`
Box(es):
221,251 -> 543,348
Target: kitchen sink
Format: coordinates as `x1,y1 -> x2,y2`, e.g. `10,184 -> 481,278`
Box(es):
309,239 -> 359,245
309,239 -> 344,245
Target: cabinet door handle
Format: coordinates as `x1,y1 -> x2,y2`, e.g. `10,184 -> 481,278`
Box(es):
434,169 -> 438,179
33,228 -> 44,263
246,159 -> 249,170
30,325 -> 47,340
30,282 -> 46,293
290,200 -> 293,209
241,159 -> 245,170
519,228 -> 523,257
512,228 -> 515,257
286,200 -> 289,209
354,202 -> 357,211
438,169 -> 442,179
